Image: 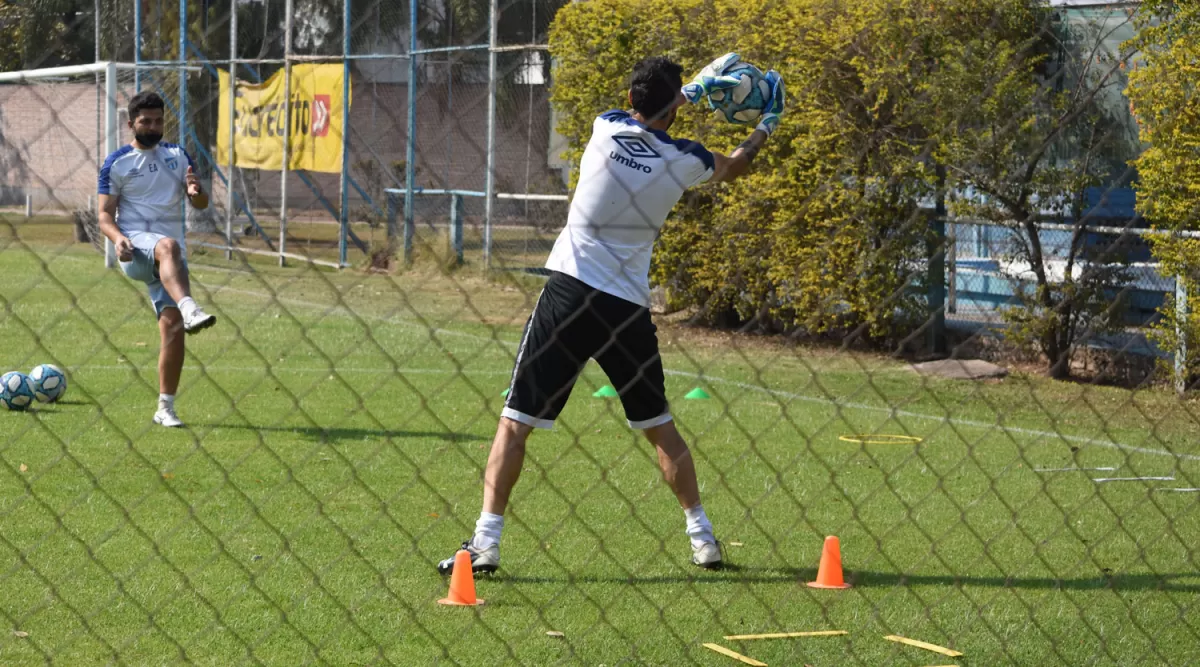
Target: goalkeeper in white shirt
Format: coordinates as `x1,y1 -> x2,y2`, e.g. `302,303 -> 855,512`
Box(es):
97,91 -> 217,428
438,54 -> 784,575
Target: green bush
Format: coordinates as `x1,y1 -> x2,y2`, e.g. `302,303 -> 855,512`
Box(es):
549,0 -> 1048,344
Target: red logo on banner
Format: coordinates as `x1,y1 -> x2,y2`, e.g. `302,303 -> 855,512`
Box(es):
311,95 -> 331,137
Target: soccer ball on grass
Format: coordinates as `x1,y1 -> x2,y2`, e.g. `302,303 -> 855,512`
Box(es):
1,371 -> 36,411
30,364 -> 67,403
705,62 -> 773,125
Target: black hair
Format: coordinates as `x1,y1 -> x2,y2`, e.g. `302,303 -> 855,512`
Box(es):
128,91 -> 165,121
630,56 -> 683,122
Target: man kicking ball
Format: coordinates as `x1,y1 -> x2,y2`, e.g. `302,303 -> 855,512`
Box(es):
438,53 -> 784,574
98,91 -> 217,428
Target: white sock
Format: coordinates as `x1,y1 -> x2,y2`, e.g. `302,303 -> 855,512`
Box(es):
684,505 -> 715,548
177,297 -> 198,318
158,394 -> 175,409
472,512 -> 504,549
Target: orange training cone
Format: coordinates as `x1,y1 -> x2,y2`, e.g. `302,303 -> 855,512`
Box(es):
438,549 -> 485,606
806,536 -> 852,589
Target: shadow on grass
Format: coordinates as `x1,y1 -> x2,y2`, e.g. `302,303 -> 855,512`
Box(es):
194,422 -> 481,444
18,399 -> 95,413
500,566 -> 1200,592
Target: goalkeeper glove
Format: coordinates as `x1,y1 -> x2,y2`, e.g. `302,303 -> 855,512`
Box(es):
681,52 -> 745,104
755,69 -> 785,136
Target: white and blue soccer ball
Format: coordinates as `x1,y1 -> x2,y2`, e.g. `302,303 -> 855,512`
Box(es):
706,62 -> 772,125
29,364 -> 67,403
1,371 -> 36,411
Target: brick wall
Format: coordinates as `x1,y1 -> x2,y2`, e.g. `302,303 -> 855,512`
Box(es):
0,81 -> 109,210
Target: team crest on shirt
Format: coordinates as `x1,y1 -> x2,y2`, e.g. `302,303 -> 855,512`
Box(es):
165,157 -> 178,170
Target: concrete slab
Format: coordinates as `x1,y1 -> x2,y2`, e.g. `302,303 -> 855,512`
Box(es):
910,358 -> 1009,380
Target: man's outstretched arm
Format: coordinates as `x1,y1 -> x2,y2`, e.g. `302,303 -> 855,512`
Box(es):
710,129 -> 770,184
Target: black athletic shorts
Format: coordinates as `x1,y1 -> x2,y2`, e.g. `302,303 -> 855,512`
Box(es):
502,271 -> 671,430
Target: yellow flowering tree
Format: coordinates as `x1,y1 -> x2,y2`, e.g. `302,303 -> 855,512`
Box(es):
1127,0 -> 1200,387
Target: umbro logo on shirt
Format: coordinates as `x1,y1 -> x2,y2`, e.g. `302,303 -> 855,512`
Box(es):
610,136 -> 660,174
613,136 -> 661,159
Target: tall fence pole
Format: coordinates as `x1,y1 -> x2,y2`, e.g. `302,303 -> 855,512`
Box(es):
948,228 -> 957,314
178,0 -> 189,240
403,0 -> 417,266
226,0 -> 237,260
338,0 -> 351,268
1177,275 -> 1189,396
104,61 -> 118,268
483,0 -> 498,270
94,0 -> 101,193
134,0 -> 141,91
280,0 -> 293,267
450,193 -> 463,266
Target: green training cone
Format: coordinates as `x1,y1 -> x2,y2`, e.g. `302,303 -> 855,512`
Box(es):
500,388 -> 510,397
592,385 -> 619,398
684,387 -> 711,400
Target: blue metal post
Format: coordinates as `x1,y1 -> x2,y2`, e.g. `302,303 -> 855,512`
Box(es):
226,0 -> 237,260
403,0 -> 417,265
483,0 -> 497,269
450,194 -> 463,266
134,0 -> 142,91
179,0 -> 188,239
1177,276 -> 1189,396
338,0 -> 351,267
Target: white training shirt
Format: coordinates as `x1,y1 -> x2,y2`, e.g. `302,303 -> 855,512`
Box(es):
545,110 -> 714,307
98,142 -> 195,241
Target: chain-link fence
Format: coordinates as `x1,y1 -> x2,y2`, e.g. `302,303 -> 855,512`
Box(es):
3,0 -> 1200,665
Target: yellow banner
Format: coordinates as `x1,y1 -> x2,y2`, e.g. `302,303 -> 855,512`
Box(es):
216,63 -> 350,173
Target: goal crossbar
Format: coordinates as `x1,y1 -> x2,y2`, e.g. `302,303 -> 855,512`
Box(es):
0,61 -> 201,84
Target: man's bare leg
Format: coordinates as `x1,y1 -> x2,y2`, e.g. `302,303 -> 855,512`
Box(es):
154,237 -> 191,302
154,237 -> 215,333
153,308 -> 186,427
644,420 -> 721,567
644,420 -> 702,509
437,417 -> 533,574
159,309 -> 185,395
482,417 -> 535,516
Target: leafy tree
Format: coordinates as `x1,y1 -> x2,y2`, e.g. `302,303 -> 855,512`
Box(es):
1127,0 -> 1200,389
939,5 -> 1141,378
0,0 -> 95,70
0,1 -> 22,71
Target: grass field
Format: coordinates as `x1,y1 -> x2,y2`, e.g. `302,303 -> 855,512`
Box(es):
2,219 -> 1200,666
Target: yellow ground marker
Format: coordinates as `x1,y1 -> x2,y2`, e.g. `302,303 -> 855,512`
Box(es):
702,643 -> 768,666
838,434 -> 923,445
884,634 -> 963,657
723,630 -> 848,640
